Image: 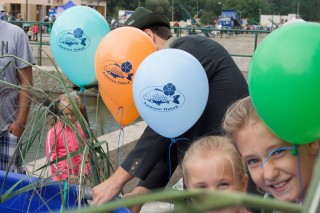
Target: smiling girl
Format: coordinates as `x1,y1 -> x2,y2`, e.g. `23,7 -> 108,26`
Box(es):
223,96 -> 319,203
182,136 -> 251,213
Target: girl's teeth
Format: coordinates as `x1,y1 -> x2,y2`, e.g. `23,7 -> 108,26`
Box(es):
273,181 -> 286,188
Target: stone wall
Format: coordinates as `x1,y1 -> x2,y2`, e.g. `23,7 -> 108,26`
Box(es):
32,66 -> 74,94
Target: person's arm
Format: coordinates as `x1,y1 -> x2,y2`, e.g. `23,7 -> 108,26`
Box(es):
92,126 -> 170,205
92,166 -> 134,205
121,126 -> 171,180
8,66 -> 33,137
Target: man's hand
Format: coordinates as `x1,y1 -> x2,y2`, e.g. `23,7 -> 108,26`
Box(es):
92,167 -> 134,205
8,121 -> 25,137
123,186 -> 151,213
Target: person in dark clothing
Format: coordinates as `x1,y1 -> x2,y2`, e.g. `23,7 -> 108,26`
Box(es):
43,15 -> 49,33
92,7 -> 252,210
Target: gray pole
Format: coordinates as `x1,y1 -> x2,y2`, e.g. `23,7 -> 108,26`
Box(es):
258,8 -> 261,25
194,0 -> 198,14
171,0 -> 174,21
297,2 -> 300,18
26,0 -> 28,20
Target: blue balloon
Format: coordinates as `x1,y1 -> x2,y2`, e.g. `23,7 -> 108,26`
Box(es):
50,6 -> 110,87
133,49 -> 209,138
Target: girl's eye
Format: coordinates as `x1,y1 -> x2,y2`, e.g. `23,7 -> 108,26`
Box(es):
270,149 -> 285,157
246,159 -> 260,167
217,182 -> 230,190
196,184 -> 208,189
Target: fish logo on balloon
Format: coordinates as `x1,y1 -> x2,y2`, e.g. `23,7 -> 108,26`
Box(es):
56,28 -> 90,52
140,83 -> 185,112
102,61 -> 135,85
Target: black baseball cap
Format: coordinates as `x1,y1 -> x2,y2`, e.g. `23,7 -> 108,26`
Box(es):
124,7 -> 170,29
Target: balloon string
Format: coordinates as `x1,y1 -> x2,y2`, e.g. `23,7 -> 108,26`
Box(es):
109,107 -> 125,130
113,106 -> 124,168
168,138 -> 189,188
80,86 -> 85,93
297,149 -> 303,204
80,90 -> 90,129
168,137 -> 189,211
114,106 -> 124,127
116,127 -> 124,168
108,107 -> 125,130
261,146 -> 297,168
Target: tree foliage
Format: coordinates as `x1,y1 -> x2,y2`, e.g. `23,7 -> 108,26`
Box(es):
200,11 -> 216,25
145,0 -> 171,18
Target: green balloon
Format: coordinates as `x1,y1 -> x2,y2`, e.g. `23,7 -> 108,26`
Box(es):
249,22 -> 320,145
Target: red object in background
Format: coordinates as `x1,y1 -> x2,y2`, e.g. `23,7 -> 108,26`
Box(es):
32,25 -> 39,33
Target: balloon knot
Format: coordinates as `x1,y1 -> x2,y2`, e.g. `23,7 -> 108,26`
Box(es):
170,138 -> 177,144
170,137 -> 189,144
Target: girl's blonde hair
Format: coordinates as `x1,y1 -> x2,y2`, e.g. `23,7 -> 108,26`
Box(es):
56,93 -> 81,113
50,93 -> 81,127
182,136 -> 247,187
223,96 -> 260,140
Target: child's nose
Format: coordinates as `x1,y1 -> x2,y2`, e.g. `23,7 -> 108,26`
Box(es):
208,186 -> 217,191
261,161 -> 279,180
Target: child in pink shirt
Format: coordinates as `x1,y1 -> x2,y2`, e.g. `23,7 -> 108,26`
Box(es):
46,93 -> 90,183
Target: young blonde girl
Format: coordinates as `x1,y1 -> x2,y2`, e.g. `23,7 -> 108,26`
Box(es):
182,136 -> 251,213
223,96 -> 319,203
45,93 -> 90,183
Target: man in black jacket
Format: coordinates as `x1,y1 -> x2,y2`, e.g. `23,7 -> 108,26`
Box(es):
93,7 -> 250,209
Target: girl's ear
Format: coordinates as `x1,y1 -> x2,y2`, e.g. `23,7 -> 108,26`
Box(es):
308,140 -> 320,156
242,174 -> 249,192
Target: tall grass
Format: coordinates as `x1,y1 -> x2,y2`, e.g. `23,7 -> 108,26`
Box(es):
0,54 -> 113,210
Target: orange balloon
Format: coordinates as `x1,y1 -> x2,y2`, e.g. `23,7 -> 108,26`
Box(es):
95,27 -> 156,107
99,87 -> 140,127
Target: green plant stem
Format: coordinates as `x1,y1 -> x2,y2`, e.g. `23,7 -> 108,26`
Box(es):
66,190 -> 301,213
302,154 -> 320,213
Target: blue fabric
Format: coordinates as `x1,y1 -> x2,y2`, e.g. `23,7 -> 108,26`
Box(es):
0,131 -> 22,173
